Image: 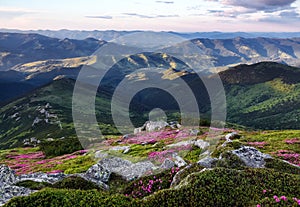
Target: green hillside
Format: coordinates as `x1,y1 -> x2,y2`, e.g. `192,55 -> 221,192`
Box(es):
0,78 -> 118,149
223,62 -> 300,129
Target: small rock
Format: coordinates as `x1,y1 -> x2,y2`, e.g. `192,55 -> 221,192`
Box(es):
160,158 -> 175,169
197,156 -> 218,168
190,129 -> 200,136
95,151 -> 108,159
123,148 -> 130,154
110,146 -> 130,152
194,140 -> 210,149
173,154 -> 187,167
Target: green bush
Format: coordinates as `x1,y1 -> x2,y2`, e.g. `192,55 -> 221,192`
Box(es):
122,167 -> 179,198
265,158 -> 300,175
4,189 -> 133,207
138,168 -> 300,207
52,176 -> 102,190
170,163 -> 204,187
215,151 -> 246,169
15,180 -> 52,190
184,145 -> 203,163
40,138 -> 83,157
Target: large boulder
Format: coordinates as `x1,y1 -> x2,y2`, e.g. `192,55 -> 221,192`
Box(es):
145,121 -> 169,132
0,165 -> 17,185
98,157 -> 156,181
231,146 -> 272,168
17,172 -> 67,184
0,185 -> 33,206
0,165 -> 34,206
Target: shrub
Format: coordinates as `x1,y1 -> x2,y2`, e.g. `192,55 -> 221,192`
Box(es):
40,138 -> 83,157
170,163 -> 204,187
122,167 -> 180,198
215,151 -> 246,169
15,180 -> 52,190
265,158 -> 300,175
137,168 -> 300,207
52,176 -> 102,190
4,189 -> 133,207
5,168 -> 300,207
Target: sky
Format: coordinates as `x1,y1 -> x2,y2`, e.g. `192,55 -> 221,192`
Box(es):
0,0 -> 300,32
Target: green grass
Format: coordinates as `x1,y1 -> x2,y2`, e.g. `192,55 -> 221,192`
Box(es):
239,130 -> 300,155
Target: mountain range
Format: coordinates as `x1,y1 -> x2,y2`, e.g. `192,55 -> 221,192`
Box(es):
1,61 -> 300,149
1,31 -> 300,149
1,32 -> 300,73
1,29 -> 300,41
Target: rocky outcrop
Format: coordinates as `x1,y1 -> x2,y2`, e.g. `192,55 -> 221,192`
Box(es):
134,121 -> 182,135
160,158 -> 175,169
0,165 -> 34,206
231,146 -> 272,168
134,121 -> 169,134
18,172 -> 67,184
0,185 -> 33,206
83,163 -> 110,189
0,165 -> 17,185
98,157 -> 156,181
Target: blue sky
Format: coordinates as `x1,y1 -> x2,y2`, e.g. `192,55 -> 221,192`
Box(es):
0,0 -> 299,31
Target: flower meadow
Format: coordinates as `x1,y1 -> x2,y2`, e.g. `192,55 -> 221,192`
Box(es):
1,128 -> 300,207
0,148 -> 89,174
272,150 -> 300,166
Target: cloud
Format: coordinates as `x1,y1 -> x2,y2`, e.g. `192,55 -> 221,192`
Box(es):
156,14 -> 179,18
213,0 -> 297,12
0,7 -> 36,18
122,13 -> 154,18
259,10 -> 300,22
279,10 -> 300,18
122,13 -> 179,18
206,7 -> 256,18
85,15 -> 113,19
155,1 -> 174,4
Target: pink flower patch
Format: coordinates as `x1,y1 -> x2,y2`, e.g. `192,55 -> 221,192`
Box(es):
247,142 -> 268,148
285,138 -> 300,145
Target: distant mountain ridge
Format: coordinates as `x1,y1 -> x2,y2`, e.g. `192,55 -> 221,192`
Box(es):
1,29 -> 300,41
0,32 -> 105,71
0,32 -> 300,73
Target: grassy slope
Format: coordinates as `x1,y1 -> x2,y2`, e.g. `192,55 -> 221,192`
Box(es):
0,78 -> 117,149
223,62 -> 300,129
